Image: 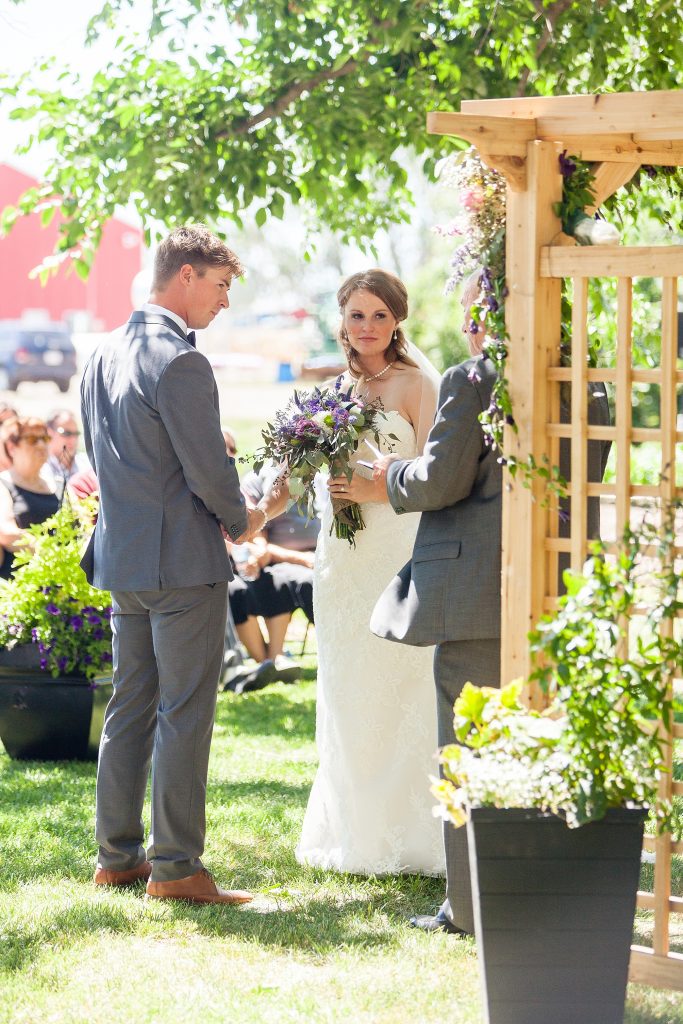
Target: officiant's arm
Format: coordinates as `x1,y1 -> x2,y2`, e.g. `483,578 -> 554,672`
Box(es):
375,364 -> 486,514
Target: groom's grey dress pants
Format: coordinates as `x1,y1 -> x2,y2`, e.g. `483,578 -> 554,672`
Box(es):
96,582 -> 228,882
434,638 -> 500,934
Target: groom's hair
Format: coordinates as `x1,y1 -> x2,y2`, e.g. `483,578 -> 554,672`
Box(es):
152,224 -> 244,289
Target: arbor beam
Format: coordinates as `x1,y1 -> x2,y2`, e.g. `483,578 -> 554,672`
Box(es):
426,112 -> 536,156
461,89 -> 683,140
539,244 -> 683,278
587,161 -> 640,212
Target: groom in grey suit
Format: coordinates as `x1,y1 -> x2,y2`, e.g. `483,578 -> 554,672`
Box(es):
370,285 -> 502,936
82,225 -> 262,904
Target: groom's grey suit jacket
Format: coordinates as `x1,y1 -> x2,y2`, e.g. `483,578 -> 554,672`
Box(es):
371,357 -> 502,647
80,311 -> 247,592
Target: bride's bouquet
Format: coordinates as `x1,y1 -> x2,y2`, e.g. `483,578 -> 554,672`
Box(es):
253,378 -> 393,546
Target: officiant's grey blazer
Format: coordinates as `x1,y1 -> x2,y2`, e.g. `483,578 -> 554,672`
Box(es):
370,357 -> 612,647
80,311 -> 247,592
370,357 -> 502,647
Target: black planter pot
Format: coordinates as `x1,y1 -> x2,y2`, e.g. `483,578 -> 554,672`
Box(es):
467,806 -> 646,1024
0,645 -> 112,761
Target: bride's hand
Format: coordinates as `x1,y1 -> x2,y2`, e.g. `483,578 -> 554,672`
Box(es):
328,473 -> 387,504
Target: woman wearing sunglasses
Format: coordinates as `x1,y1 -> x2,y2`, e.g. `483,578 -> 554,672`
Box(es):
0,416 -> 60,579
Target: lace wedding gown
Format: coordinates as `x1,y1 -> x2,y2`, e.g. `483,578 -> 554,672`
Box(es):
296,411 -> 445,876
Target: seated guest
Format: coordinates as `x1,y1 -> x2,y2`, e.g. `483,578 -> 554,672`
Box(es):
0,416 -> 60,579
43,409 -> 91,497
221,430 -> 318,694
0,403 -> 18,472
227,537 -> 314,693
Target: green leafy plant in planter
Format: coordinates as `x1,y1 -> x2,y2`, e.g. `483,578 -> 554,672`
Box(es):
0,502 -> 112,678
434,509 -> 681,831
432,508 -> 681,1024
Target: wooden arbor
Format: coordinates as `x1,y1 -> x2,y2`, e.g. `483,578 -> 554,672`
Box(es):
427,90 -> 683,990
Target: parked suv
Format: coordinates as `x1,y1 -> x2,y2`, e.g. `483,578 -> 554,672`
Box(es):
0,322 -> 77,393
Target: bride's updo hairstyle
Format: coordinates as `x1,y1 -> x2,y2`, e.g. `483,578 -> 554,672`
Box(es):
337,269 -> 418,377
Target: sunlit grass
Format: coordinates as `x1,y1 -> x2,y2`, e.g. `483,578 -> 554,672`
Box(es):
0,629 -> 681,1023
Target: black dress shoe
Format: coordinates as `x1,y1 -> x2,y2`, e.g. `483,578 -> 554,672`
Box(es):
410,911 -> 470,936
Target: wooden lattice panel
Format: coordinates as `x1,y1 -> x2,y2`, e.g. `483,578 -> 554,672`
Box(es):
538,251 -> 683,989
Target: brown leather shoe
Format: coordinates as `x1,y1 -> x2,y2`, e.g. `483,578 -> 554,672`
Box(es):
94,860 -> 152,886
146,868 -> 253,905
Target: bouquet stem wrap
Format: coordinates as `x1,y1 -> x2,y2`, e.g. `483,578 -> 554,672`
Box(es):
331,495 -> 365,545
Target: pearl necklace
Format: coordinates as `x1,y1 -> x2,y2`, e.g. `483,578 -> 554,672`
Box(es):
350,362 -> 393,399
360,366 -> 393,385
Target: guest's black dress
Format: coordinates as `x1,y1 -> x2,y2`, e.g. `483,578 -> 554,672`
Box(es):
0,479 -> 60,579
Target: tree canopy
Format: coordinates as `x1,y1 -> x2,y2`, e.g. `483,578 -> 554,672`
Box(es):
2,0 -> 682,273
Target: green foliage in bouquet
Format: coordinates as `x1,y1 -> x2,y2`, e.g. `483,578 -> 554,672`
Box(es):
0,503 -> 112,679
433,509 -> 682,833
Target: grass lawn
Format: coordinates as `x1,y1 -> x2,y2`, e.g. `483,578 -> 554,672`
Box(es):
0,627 -> 681,1024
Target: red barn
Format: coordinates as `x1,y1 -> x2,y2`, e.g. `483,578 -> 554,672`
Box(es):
0,163 -> 143,331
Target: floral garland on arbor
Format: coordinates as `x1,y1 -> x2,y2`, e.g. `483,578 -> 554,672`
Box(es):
435,147 -> 610,493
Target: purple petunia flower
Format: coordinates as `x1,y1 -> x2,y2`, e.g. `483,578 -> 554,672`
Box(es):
93,628 -> 105,641
31,627 -> 40,642
41,586 -> 53,595
102,651 -> 112,663
70,616 -> 84,632
39,657 -> 48,671
83,653 -> 93,664
46,603 -> 61,616
57,656 -> 68,672
86,614 -> 102,625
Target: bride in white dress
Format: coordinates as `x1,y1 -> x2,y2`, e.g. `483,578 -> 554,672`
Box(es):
294,269 -> 445,876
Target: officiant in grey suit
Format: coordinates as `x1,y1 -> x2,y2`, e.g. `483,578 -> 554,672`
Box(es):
370,275 -> 611,936
82,225 -> 263,905
370,276 -> 502,937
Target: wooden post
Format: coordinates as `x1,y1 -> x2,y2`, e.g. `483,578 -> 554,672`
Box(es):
500,141 -> 562,684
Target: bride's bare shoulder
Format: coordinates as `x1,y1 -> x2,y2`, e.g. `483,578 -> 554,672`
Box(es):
391,363 -> 427,391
